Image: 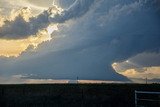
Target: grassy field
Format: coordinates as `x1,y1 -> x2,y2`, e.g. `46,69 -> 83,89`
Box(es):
0,84 -> 160,107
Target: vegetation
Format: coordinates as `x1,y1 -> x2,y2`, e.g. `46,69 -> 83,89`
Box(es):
0,84 -> 160,107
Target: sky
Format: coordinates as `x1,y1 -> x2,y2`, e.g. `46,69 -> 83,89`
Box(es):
0,0 -> 160,84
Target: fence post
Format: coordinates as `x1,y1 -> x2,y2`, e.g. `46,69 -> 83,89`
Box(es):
135,90 -> 137,107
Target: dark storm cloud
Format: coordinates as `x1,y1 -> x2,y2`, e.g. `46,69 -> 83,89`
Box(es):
0,0 -> 160,81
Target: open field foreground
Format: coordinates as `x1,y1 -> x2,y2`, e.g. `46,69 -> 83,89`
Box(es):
0,84 -> 160,107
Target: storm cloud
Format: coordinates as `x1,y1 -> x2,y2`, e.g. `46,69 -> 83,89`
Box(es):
0,0 -> 160,82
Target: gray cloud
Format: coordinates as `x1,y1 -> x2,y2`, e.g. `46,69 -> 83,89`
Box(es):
0,7 -> 50,39
130,52 -> 160,67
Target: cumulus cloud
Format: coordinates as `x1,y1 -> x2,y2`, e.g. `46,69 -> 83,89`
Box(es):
0,0 -> 95,39
0,0 -> 95,57
0,7 -> 51,39
48,0 -> 95,23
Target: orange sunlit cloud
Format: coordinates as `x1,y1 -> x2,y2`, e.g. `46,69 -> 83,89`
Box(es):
116,67 -> 160,79
0,29 -> 52,57
0,3 -> 61,58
